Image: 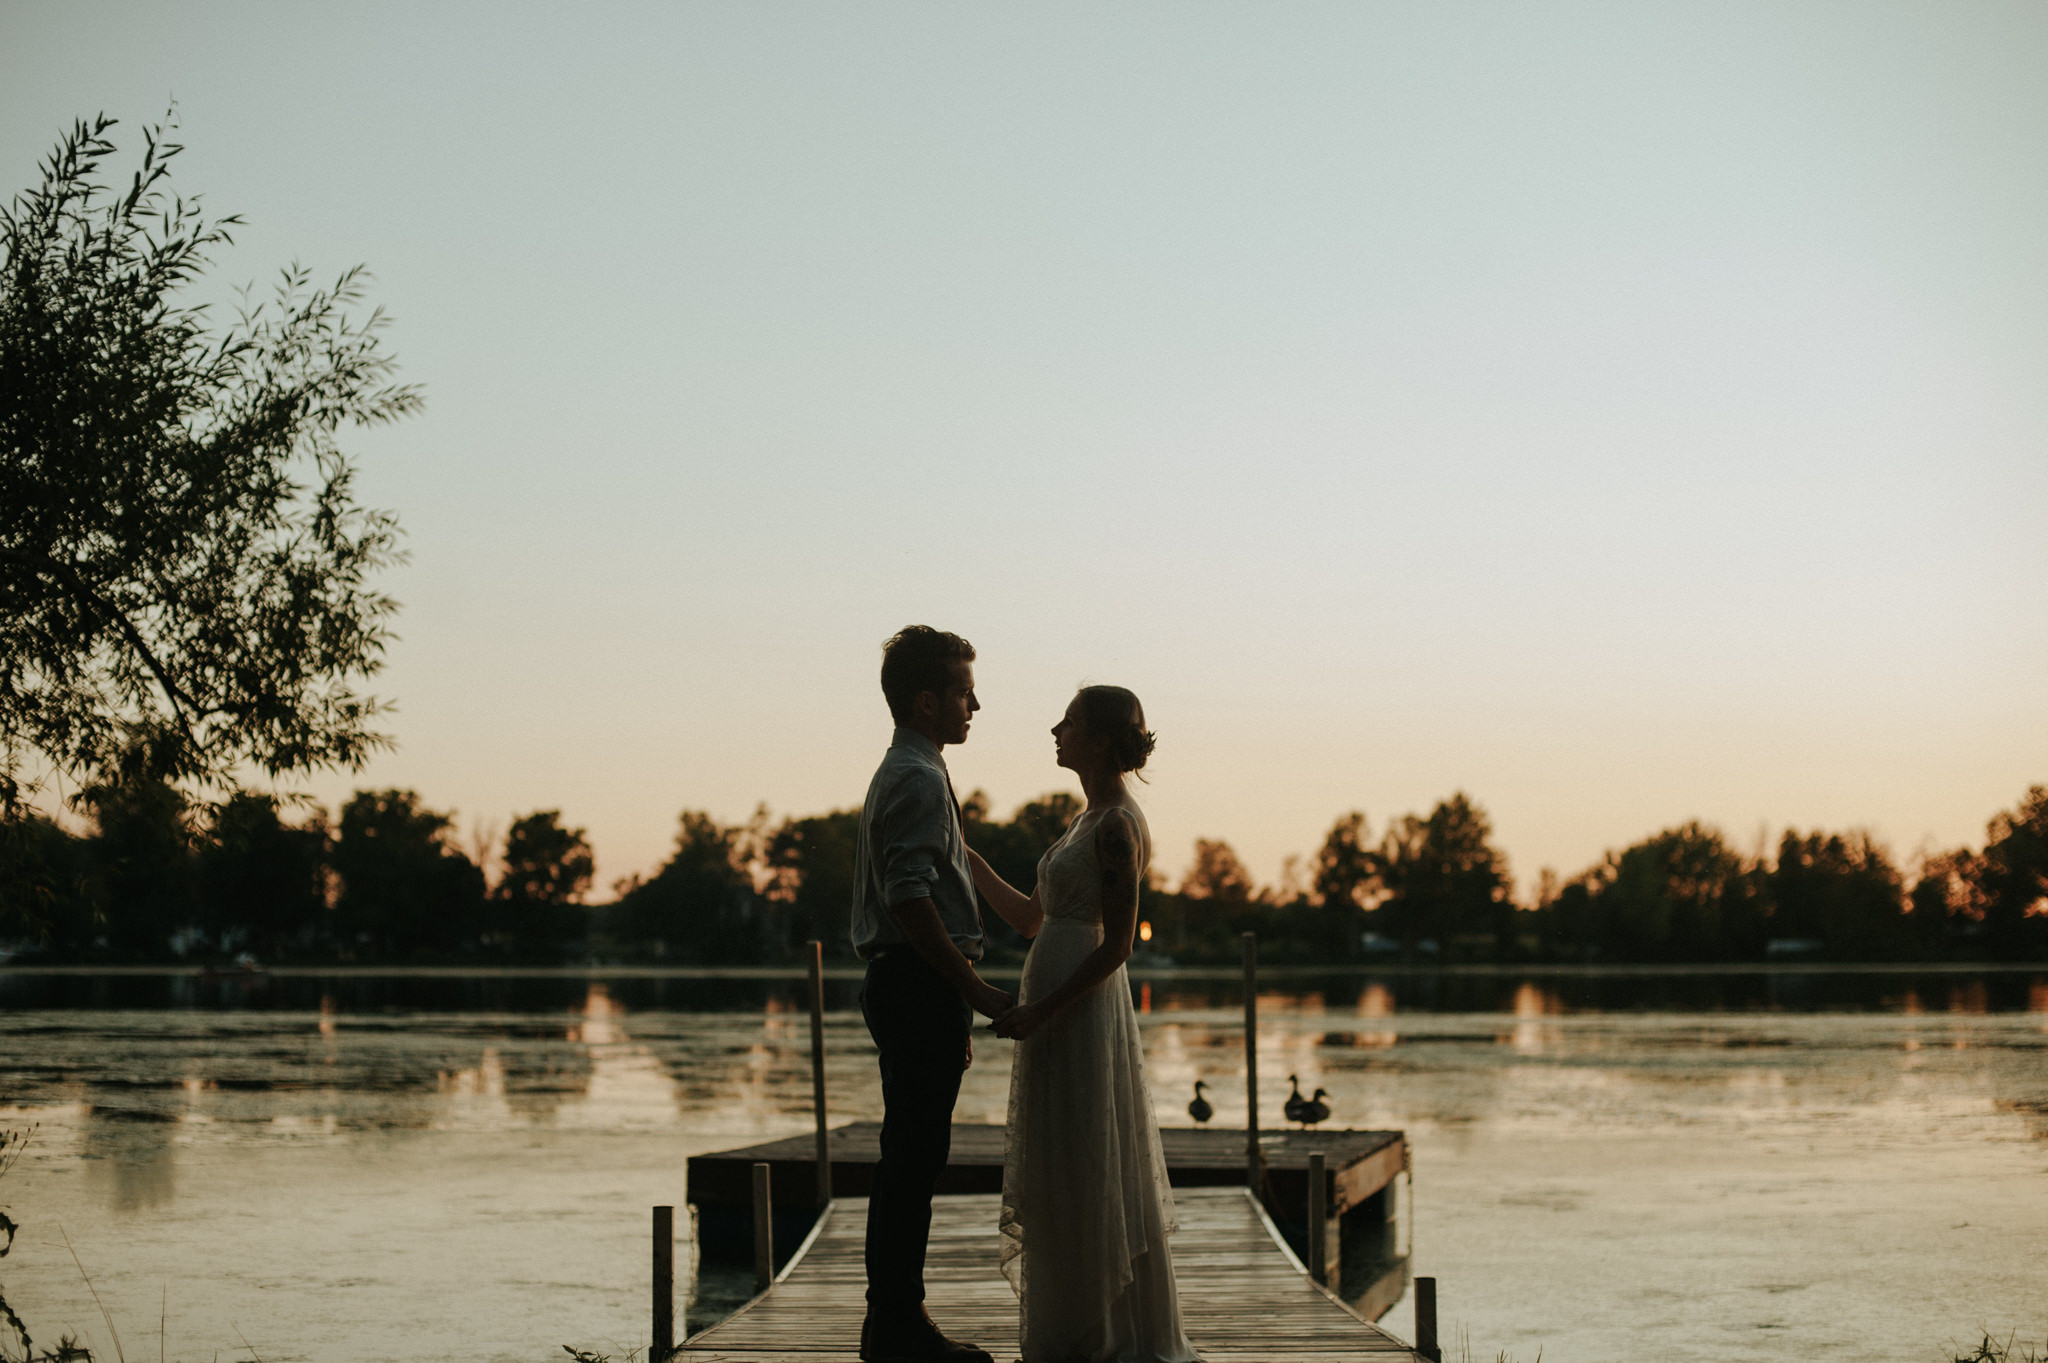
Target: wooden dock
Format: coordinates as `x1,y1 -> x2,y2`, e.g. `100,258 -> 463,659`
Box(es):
688,1122 -> 1404,1263
681,1188 -> 1420,1362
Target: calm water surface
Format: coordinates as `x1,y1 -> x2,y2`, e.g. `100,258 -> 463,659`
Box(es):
2,968 -> 2044,1362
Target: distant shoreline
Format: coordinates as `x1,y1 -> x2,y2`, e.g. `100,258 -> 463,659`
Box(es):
3,960 -> 2042,982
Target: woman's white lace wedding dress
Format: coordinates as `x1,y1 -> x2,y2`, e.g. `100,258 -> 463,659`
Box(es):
1000,802 -> 1201,1362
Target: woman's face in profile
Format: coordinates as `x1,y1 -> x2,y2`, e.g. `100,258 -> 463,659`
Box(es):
1051,697 -> 1095,772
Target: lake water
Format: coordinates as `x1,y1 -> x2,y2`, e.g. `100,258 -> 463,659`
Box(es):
2,967 -> 2044,1363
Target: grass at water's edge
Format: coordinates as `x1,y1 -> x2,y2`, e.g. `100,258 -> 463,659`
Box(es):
1950,1334 -> 2047,1363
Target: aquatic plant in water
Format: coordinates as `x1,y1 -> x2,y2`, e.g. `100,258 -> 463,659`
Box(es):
1953,1333 -> 2046,1363
1,1128 -> 99,1363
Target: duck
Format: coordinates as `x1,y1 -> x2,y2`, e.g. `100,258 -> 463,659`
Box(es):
1187,1080 -> 1213,1125
1283,1074 -> 1310,1127
1301,1087 -> 1332,1128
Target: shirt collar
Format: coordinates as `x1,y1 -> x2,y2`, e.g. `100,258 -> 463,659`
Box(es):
890,727 -> 945,764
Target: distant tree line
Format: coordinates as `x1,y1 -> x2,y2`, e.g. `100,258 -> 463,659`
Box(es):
1,776 -> 2043,966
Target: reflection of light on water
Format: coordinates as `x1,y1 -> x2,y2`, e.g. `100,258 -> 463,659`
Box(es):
556,984 -> 679,1130
2031,981 -> 2048,1027
1510,982 -> 1562,1056
441,1046 -> 507,1098
762,992 -> 793,1043
0,1102 -> 91,1124
1949,980 -> 1990,1015
1138,1022 -> 1235,1126
318,994 -> 337,1038
434,1046 -> 514,1130
1356,984 -> 1397,1049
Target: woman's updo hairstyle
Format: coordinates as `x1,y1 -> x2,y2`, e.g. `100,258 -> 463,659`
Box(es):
1074,685 -> 1157,777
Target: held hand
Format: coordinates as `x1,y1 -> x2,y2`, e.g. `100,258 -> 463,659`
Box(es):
992,1001 -> 1050,1040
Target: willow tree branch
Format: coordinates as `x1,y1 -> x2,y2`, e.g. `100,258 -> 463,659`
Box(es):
0,546 -> 202,760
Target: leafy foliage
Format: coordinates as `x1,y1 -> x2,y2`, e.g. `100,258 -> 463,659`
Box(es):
196,792 -> 328,957
3,782 -> 2044,965
1546,822 -> 1763,962
0,112 -> 415,800
1181,837 -> 1258,904
764,808 -> 861,958
486,810 -> 595,958
330,789 -> 484,958
605,812 -> 763,963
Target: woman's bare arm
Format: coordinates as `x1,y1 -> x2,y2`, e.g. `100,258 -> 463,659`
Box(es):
967,845 -> 1042,937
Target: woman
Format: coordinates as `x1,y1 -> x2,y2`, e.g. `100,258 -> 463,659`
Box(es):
971,685 -> 1201,1363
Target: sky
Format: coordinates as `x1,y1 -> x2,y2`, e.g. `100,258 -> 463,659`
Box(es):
4,2 -> 2044,895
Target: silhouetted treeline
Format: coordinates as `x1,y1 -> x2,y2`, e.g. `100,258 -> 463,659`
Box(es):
2,777 -> 2043,966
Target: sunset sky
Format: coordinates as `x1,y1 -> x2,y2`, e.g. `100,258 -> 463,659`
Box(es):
5,2 -> 2043,894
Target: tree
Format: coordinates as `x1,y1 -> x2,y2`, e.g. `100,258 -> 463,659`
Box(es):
1312,811 -> 1375,911
196,792 -> 329,959
763,808 -> 861,958
0,114 -> 415,806
484,810 -> 594,958
1974,785 -> 2048,959
330,790 -> 484,958
608,811 -> 769,963
1370,793 -> 1512,959
0,798 -> 94,948
62,765 -> 198,958
1546,822 -> 1754,961
1769,830 -> 1910,960
1181,838 -> 1257,903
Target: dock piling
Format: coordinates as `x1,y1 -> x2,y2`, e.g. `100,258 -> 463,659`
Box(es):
1306,1150 -> 1327,1284
751,1162 -> 774,1292
1416,1275 -> 1440,1362
1242,931 -> 1260,1189
806,939 -> 831,1208
652,1204 -> 673,1362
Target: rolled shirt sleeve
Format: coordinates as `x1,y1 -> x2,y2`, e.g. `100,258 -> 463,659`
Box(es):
851,728 -> 986,961
878,767 -> 949,907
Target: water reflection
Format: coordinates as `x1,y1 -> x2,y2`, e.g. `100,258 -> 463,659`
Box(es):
1508,982 -> 1562,1056
4,966 -> 2047,1363
555,984 -> 678,1130
1356,983 -> 1398,1049
80,1111 -> 177,1211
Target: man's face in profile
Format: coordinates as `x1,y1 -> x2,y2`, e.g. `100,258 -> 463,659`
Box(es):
927,662 -> 979,746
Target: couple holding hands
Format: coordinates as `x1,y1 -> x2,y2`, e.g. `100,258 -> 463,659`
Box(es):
852,626 -> 1200,1363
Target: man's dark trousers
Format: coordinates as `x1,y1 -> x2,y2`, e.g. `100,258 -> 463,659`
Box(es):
860,948 -> 971,1320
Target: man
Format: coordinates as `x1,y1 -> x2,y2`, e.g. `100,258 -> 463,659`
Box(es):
853,626 -> 1011,1363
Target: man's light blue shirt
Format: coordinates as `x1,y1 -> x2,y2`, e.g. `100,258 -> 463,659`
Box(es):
850,728 -> 986,961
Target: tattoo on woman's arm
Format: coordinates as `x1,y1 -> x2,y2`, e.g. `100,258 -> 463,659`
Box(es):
1098,816 -> 1137,890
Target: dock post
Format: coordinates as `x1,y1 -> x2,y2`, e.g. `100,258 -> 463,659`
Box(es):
752,1162 -> 774,1292
1415,1275 -> 1439,1362
807,939 -> 832,1208
1242,931 -> 1260,1190
652,1204 -> 673,1362
1307,1151 -> 1327,1284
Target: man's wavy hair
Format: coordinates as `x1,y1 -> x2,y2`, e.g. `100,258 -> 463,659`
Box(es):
880,626 -> 976,723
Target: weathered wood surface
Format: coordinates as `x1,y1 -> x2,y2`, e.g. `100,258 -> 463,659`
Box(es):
681,1188 -> 1418,1361
688,1123 -> 1404,1214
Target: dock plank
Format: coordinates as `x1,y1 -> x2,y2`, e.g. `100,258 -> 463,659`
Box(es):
682,1189 -> 1417,1360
